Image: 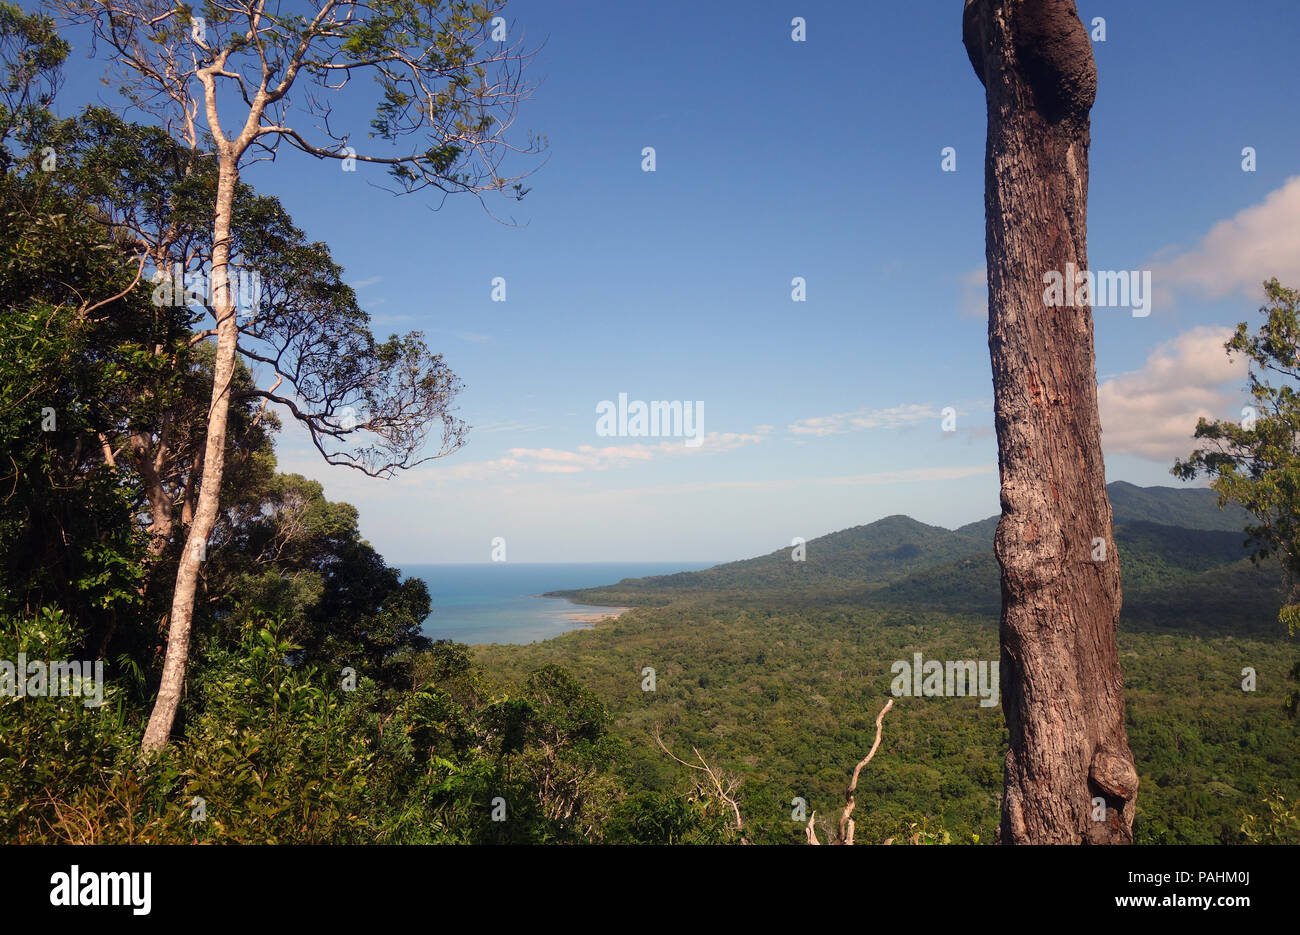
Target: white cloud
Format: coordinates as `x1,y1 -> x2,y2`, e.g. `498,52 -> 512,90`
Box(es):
787,403 -> 939,437
428,431 -> 765,481
1098,326 -> 1247,461
1151,175 -> 1300,304
491,463 -> 997,499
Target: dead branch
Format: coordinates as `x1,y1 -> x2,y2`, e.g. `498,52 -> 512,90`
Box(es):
653,725 -> 747,843
654,697 -> 894,845
807,697 -> 894,845
838,698 -> 894,844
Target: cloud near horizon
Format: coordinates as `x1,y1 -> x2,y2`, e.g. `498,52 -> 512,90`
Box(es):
787,403 -> 940,437
435,431 -> 766,480
438,403 -> 958,482
1098,326 -> 1247,462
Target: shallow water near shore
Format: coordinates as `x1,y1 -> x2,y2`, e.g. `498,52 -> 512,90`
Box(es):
404,562 -> 713,645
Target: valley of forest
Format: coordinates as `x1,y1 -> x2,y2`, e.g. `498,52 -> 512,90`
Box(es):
475,482 -> 1300,844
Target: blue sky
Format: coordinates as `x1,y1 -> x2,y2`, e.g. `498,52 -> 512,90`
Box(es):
49,1 -> 1300,563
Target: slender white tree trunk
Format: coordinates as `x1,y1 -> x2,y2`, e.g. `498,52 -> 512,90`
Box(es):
140,156 -> 241,753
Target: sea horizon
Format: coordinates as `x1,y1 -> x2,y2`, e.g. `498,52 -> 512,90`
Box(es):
395,560 -> 726,566
405,561 -> 716,645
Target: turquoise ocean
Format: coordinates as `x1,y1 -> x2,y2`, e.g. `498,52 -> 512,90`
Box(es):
404,562 -> 714,645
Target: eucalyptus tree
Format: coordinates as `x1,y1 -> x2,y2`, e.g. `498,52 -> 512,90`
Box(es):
58,0 -> 542,752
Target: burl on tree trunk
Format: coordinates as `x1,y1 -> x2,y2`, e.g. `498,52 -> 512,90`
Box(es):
962,0 -> 1138,843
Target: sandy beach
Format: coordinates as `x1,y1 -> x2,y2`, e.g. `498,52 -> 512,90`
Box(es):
563,606 -> 632,625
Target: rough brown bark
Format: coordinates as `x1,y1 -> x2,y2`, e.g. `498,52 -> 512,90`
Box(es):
128,430 -> 172,559
962,0 -> 1138,843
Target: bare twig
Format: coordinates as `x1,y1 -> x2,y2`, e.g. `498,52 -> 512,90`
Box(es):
838,698 -> 894,845
654,725 -> 747,842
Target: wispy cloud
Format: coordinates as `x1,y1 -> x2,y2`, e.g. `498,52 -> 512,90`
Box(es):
435,431 -> 765,480
787,403 -> 939,437
350,276 -> 383,289
504,463 -> 997,498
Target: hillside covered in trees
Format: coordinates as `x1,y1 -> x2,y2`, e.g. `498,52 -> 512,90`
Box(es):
481,483 -> 1298,844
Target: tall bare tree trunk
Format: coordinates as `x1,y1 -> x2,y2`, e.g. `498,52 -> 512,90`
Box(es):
962,0 -> 1138,843
140,156 -> 241,753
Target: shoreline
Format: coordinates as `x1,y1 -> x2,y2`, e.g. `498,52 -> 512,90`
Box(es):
533,594 -> 631,627
562,605 -> 632,625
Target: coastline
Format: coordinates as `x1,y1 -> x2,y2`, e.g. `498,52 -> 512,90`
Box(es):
562,605 -> 632,625
533,594 -> 632,627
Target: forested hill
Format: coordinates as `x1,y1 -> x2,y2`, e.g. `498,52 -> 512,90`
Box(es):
556,514 -> 989,597
548,483 -> 1282,635
1103,481 -> 1256,531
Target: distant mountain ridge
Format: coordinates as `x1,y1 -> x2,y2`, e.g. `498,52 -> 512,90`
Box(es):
586,513 -> 985,597
1104,481 -> 1254,531
953,482 -> 1252,540
547,482 -> 1282,636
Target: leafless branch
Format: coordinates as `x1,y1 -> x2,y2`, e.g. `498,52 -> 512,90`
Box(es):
653,725 -> 747,842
